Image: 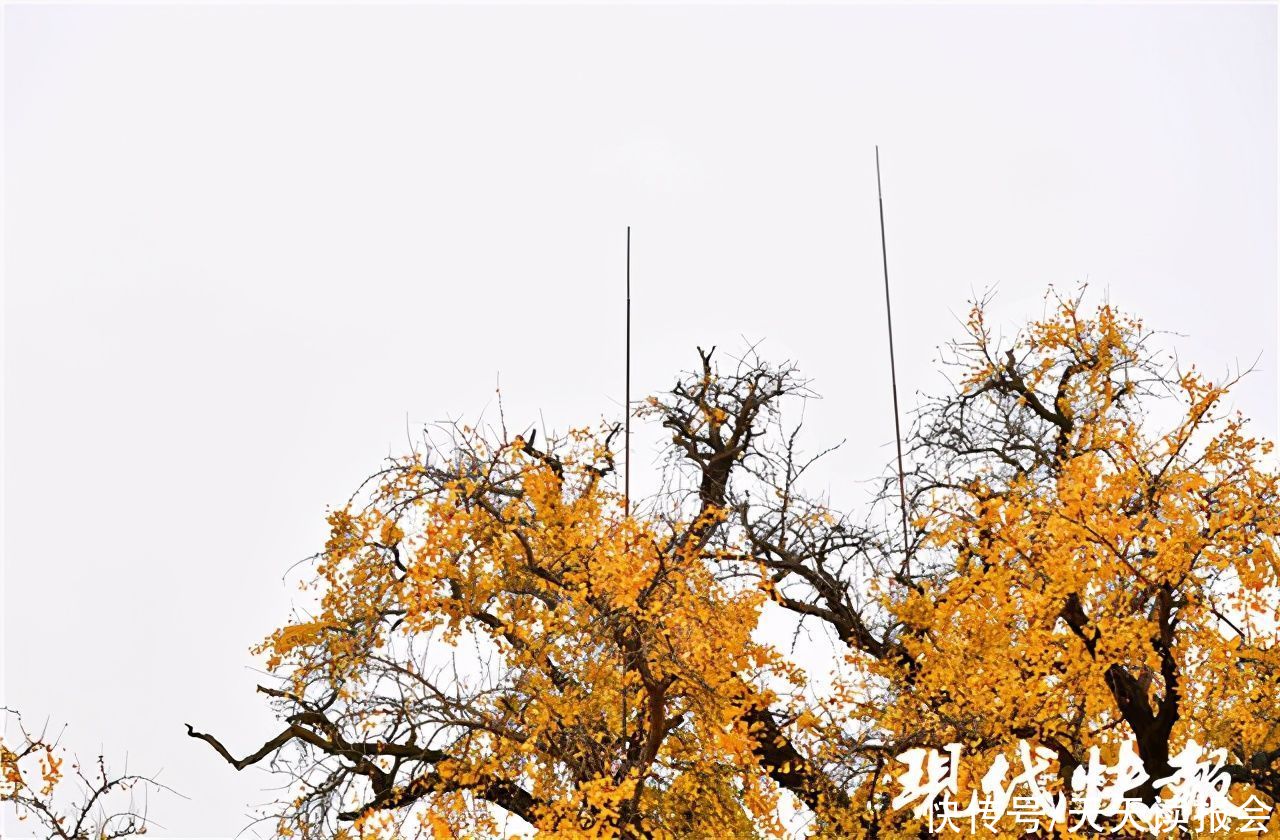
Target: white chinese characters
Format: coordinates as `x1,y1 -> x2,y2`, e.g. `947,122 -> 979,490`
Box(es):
892,740 -> 1273,834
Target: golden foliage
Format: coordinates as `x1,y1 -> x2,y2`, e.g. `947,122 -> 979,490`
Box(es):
197,292 -> 1280,838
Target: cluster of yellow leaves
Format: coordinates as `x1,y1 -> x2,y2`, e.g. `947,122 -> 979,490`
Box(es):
261,427 -> 787,838
0,740 -> 62,801
1,732 -> 68,833
862,297 -> 1280,837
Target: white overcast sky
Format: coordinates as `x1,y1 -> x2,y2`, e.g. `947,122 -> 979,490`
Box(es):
3,3 -> 1277,836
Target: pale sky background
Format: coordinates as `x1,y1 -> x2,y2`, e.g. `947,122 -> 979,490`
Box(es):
3,3 -> 1277,836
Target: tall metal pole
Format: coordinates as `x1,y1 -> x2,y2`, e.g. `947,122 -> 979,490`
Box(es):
876,147 -> 911,562
621,226 -> 632,749
625,226 -> 631,518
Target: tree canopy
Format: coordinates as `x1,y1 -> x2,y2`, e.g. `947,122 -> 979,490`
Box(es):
187,291 -> 1280,838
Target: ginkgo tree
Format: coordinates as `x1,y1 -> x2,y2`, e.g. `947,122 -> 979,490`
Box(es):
189,290 -> 1280,838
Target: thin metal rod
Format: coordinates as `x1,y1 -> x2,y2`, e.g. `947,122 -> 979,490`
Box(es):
625,225 -> 631,518
622,226 -> 632,747
876,147 -> 910,561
